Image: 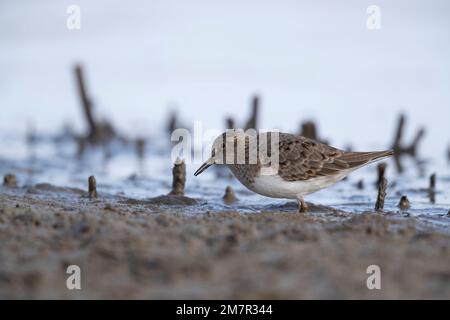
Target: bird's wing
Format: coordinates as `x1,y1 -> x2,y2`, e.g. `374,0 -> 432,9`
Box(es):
277,134 -> 392,181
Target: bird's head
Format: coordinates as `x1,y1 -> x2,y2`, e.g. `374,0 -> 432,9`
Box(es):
194,130 -> 249,176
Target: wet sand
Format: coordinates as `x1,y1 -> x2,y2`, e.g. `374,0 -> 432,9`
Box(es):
1,185 -> 450,299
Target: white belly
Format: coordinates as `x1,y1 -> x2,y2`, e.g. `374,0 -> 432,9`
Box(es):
247,173 -> 348,199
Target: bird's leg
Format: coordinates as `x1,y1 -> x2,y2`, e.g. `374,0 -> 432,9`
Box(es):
296,195 -> 308,213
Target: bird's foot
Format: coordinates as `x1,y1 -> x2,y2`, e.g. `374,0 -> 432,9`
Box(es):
297,197 -> 308,213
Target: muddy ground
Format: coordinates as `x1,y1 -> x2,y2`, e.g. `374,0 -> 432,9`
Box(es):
1,185 -> 450,299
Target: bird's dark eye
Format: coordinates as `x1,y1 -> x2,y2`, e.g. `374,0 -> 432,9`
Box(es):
211,149 -> 216,157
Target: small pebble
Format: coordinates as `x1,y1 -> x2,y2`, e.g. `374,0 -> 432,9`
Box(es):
223,186 -> 237,204
398,195 -> 410,210
3,174 -> 17,187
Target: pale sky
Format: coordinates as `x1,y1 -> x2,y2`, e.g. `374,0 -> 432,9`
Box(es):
1,0 -> 449,156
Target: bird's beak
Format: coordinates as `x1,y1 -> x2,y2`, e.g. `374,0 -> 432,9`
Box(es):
194,157 -> 215,176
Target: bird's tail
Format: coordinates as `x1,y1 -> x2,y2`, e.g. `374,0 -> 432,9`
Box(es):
339,150 -> 394,169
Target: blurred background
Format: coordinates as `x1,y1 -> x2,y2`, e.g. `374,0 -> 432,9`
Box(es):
1,0 -> 449,154
0,0 -> 449,216
2,1 -> 450,300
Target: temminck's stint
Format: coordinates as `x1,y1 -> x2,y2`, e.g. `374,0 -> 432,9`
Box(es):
195,130 -> 393,212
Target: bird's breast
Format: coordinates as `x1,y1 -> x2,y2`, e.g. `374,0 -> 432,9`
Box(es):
228,164 -> 348,199
249,172 -> 345,199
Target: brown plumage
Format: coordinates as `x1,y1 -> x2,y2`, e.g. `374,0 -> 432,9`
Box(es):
277,133 -> 393,181
219,132 -> 393,183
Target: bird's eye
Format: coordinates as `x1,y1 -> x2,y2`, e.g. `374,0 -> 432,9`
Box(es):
211,149 -> 216,157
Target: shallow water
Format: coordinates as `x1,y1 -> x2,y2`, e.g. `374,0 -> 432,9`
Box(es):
1,130 -> 449,233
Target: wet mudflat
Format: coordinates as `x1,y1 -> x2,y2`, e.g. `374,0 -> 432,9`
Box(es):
1,68 -> 449,298
1,112 -> 450,299
1,184 -> 450,299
